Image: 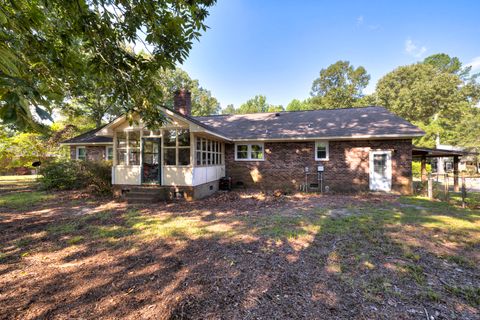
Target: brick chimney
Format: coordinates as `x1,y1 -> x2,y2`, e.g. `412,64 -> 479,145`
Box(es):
173,89 -> 191,116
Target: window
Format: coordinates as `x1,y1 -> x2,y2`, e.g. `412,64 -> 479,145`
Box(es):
106,146 -> 114,161
195,137 -> 223,166
163,129 -> 191,166
76,146 -> 86,161
128,131 -> 140,165
315,141 -> 329,161
234,143 -> 264,161
116,131 -> 140,165
116,132 -> 127,165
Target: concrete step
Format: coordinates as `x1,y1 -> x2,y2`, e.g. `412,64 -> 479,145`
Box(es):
126,198 -> 160,204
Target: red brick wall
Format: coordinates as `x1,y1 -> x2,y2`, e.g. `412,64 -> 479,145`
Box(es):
69,146 -> 107,161
225,140 -> 412,194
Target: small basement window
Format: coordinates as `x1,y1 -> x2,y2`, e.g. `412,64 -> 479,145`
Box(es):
235,143 -> 264,161
315,141 -> 329,161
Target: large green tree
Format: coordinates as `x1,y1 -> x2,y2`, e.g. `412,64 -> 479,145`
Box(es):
60,66 -> 220,127
376,56 -> 480,147
0,0 -> 216,131
310,60 -> 370,109
423,53 -> 476,80
152,68 -> 220,116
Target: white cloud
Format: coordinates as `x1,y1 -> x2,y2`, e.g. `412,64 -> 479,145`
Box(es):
467,56 -> 480,72
404,38 -> 427,58
356,16 -> 364,26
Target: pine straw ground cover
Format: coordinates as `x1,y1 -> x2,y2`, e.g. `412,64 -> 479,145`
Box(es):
0,189 -> 479,320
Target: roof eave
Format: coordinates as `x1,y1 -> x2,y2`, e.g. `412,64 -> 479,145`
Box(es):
230,133 -> 424,142
60,142 -> 113,146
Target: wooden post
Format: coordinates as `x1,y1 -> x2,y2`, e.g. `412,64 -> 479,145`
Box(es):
421,156 -> 427,182
427,175 -> 433,199
453,156 -> 459,192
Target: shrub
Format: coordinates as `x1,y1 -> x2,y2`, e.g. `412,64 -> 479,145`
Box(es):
39,160 -> 111,194
412,161 -> 431,178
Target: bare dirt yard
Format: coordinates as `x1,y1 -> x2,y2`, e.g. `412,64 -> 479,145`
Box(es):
0,179 -> 479,319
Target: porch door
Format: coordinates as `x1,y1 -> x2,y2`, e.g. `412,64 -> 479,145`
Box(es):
369,151 -> 392,192
142,138 -> 161,184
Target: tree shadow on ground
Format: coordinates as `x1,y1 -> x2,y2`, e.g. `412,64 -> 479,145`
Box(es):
0,191 -> 478,319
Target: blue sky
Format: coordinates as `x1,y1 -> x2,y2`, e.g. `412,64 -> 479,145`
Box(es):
179,0 -> 480,110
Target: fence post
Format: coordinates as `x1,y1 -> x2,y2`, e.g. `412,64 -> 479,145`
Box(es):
444,173 -> 449,201
427,175 -> 433,199
461,176 -> 467,208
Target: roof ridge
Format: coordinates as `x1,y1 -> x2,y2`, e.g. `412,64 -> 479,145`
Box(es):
194,106 -> 385,118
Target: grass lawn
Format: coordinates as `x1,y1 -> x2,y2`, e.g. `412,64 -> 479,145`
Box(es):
0,190 -> 478,319
0,175 -> 40,195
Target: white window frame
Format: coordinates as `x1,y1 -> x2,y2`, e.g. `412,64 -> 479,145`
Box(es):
163,128 -> 191,167
195,137 -> 224,166
315,141 -> 329,161
76,146 -> 86,161
234,142 -> 265,161
106,146 -> 114,161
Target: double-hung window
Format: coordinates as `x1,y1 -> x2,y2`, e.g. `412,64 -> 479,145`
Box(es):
235,143 -> 264,161
315,141 -> 329,161
76,146 -> 86,161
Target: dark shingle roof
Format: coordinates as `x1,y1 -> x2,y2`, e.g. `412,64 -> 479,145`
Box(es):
194,106 -> 424,140
62,125 -> 113,144
63,106 -> 424,144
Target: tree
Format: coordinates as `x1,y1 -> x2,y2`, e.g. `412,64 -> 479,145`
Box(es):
286,99 -> 309,111
237,95 -> 269,114
0,0 -> 216,131
151,67 -> 220,116
222,104 -> 236,115
376,63 -> 470,122
220,96 -> 283,114
423,53 -> 476,80
60,67 -> 220,126
266,105 -> 285,113
310,60 -> 370,109
376,61 -> 480,147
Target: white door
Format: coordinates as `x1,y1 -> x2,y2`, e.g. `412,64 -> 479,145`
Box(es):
369,151 -> 392,192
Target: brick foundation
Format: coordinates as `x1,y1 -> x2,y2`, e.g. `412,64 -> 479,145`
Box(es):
225,140 -> 412,194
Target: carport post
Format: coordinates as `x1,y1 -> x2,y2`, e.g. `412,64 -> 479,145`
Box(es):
421,156 -> 427,182
453,156 -> 459,192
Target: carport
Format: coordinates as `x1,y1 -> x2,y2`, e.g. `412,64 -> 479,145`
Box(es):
412,146 -> 474,192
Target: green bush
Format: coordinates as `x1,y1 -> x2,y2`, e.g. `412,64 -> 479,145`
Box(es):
39,160 -> 111,194
412,161 -> 431,178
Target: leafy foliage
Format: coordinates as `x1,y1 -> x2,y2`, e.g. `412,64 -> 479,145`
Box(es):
286,99 -> 309,111
39,159 -> 112,194
376,55 -> 480,147
310,60 -> 370,109
223,95 -> 284,114
0,0 -> 216,131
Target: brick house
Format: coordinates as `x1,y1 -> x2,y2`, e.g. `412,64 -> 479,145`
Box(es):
62,91 -> 424,200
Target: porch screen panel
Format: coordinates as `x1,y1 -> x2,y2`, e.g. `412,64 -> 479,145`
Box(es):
195,137 -> 223,166
163,129 -> 191,166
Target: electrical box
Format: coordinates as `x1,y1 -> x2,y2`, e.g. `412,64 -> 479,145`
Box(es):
317,165 -> 324,172
304,166 -> 310,173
